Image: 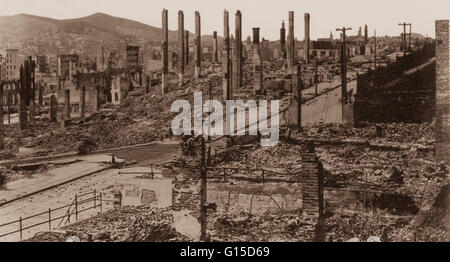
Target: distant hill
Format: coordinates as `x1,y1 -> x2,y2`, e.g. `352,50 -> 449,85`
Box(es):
0,12 -> 219,57
411,33 -> 425,39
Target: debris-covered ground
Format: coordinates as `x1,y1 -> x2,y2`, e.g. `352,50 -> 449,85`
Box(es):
208,213 -> 317,242
0,70 -> 224,160
24,206 -> 189,242
2,60 -> 448,242
204,122 -> 449,242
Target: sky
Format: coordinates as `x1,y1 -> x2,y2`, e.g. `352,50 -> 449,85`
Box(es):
0,0 -> 448,40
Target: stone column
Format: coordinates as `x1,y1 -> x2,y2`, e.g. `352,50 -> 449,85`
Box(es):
233,10 -> 242,90
213,31 -> 218,63
185,30 -> 189,65
18,91 -> 27,131
304,13 -> 310,65
94,87 -> 99,112
222,10 -> 232,100
161,9 -> 169,94
287,11 -> 295,71
80,86 -> 86,117
287,64 -> 302,129
17,91 -> 26,140
194,11 -> 201,80
146,74 -> 151,93
172,52 -> 178,69
7,89 -> 11,125
49,94 -> 57,122
38,84 -> 43,106
29,98 -> 35,124
252,28 -> 263,94
340,43 -> 348,105
280,20 -> 286,59
178,10 -> 185,87
237,11 -> 243,64
30,58 -> 36,121
64,89 -> 70,120
436,20 -> 450,161
24,58 -> 34,124
231,33 -> 236,91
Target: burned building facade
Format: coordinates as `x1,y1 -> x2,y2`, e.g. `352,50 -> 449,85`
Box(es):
126,45 -> 140,75
5,49 -> 20,80
57,54 -> 79,81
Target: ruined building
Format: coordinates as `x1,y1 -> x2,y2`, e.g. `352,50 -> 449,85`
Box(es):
126,45 -> 140,75
353,45 -> 436,124
57,54 -> 79,81
5,49 -> 19,80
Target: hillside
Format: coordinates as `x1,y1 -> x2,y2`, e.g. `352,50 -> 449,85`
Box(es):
0,12 -> 219,57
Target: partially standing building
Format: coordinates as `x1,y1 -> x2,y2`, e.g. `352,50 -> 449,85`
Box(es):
126,45 -> 140,75
57,54 -> 79,81
5,49 -> 20,80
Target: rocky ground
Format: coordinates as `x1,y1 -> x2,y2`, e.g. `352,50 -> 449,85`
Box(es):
205,121 -> 448,242
24,206 -> 189,242
0,66 -> 224,161
208,212 -> 317,242
2,60 -> 448,242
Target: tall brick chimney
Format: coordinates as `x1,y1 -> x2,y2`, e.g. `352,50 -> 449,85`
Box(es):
436,20 -> 450,161
178,10 -> 185,86
301,143 -> 324,219
161,9 -> 168,94
304,13 -> 310,65
280,21 -> 286,59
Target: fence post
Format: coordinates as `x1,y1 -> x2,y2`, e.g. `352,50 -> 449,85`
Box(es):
75,194 -> 78,221
48,208 -> 51,230
19,217 -> 22,240
94,189 -> 97,208
262,170 -> 265,184
151,164 -> 154,179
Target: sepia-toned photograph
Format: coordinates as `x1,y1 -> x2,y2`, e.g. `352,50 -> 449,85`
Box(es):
0,0 -> 448,248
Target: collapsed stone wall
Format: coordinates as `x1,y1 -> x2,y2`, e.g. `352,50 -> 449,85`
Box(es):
171,175 -> 201,218
170,145 -> 325,241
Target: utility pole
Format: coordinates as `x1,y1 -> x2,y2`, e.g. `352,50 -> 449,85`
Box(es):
374,30 -> 377,69
7,87 -> 10,125
200,136 -> 207,241
408,24 -> 412,51
28,56 -> 35,124
207,82 -> 212,166
336,27 -> 352,109
314,60 -> 319,95
398,22 -> 411,56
